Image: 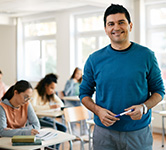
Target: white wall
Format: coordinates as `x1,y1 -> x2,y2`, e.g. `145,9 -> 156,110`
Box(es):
0,25 -> 16,87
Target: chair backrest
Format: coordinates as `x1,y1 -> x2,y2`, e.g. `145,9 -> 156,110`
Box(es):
57,91 -> 65,99
63,106 -> 89,123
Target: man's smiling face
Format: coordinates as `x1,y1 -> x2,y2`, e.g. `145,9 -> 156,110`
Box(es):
104,13 -> 132,47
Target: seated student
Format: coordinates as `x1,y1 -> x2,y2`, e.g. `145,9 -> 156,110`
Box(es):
0,80 -> 40,137
0,70 -> 6,100
63,68 -> 88,135
31,73 -> 67,150
63,67 -> 82,107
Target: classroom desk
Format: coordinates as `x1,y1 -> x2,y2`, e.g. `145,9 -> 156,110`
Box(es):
0,128 -> 76,150
62,95 -> 96,104
35,109 -> 64,130
36,108 -> 64,118
62,96 -> 80,101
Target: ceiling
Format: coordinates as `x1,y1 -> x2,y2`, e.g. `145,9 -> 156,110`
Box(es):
0,0 -> 127,17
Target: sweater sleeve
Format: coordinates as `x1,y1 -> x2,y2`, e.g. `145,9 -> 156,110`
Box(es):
64,79 -> 75,96
53,94 -> 64,107
147,52 -> 165,99
23,103 -> 41,130
79,56 -> 96,101
0,105 -> 32,137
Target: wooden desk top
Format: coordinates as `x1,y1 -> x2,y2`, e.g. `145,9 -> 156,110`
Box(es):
36,109 -> 64,118
0,128 -> 75,150
62,96 -> 80,101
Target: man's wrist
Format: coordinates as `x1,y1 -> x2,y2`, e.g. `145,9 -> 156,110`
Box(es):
142,103 -> 148,114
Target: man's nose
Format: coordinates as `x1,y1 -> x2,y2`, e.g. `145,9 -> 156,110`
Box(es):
114,23 -> 121,30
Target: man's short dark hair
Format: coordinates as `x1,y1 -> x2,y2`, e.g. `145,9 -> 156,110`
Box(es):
104,4 -> 131,27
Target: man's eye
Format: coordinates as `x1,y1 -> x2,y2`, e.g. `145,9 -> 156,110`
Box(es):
119,22 -> 124,25
108,23 -> 114,26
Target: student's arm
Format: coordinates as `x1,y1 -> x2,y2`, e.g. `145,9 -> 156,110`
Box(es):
53,94 -> 64,107
64,80 -> 75,96
0,106 -> 32,137
23,103 -> 40,130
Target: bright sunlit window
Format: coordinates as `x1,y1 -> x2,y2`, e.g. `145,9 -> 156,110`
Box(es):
146,4 -> 166,82
23,19 -> 57,81
150,7 -> 166,25
25,21 -> 56,37
77,15 -> 103,32
75,12 -> 110,68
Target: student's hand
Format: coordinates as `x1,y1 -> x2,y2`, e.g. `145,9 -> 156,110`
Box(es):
97,107 -> 120,127
125,105 -> 143,120
50,104 -> 60,109
31,129 -> 39,135
4,128 -> 12,130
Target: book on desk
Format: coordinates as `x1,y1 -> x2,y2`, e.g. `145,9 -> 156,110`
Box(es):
11,128 -> 57,146
12,139 -> 42,146
12,135 -> 36,143
12,135 -> 42,146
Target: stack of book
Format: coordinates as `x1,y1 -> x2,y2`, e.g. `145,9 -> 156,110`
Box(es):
11,135 -> 42,146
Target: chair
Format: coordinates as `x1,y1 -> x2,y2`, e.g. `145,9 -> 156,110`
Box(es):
57,91 -> 65,100
153,100 -> 166,147
86,119 -> 95,150
63,106 -> 89,150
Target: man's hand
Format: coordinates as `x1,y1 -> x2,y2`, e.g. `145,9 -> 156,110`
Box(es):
125,105 -> 143,120
97,107 -> 120,127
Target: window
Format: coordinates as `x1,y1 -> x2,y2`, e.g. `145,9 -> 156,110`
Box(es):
146,4 -> 166,83
75,13 -> 110,68
22,19 -> 57,81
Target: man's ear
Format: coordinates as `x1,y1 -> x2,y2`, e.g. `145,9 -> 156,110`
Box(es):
14,90 -> 18,95
129,22 -> 133,32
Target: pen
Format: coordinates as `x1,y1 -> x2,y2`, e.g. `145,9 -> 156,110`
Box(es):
115,109 -> 134,117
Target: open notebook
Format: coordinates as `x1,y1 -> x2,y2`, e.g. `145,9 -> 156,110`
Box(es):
36,128 -> 57,141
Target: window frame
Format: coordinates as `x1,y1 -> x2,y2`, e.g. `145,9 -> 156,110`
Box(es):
74,11 -> 109,68
145,2 -> 166,83
21,18 -> 57,81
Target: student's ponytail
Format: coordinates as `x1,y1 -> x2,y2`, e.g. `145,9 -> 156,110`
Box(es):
1,85 -> 15,101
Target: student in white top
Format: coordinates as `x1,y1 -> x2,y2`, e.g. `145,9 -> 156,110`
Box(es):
31,73 -> 66,150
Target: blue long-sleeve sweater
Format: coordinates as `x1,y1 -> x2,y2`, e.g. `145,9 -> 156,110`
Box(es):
79,42 -> 165,132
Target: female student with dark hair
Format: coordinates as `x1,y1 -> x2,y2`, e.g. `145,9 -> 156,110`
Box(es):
63,67 -> 82,107
0,80 -> 40,137
31,73 -> 66,149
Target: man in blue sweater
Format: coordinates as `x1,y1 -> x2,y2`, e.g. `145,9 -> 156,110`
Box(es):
79,4 -> 165,150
